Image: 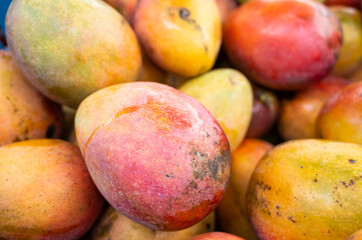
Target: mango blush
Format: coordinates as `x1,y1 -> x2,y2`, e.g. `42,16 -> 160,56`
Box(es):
224,0 -> 342,90
75,82 -> 231,231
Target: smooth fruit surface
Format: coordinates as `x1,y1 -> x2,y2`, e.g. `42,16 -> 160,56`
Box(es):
224,0 -> 342,90
189,232 -> 245,240
0,139 -> 104,240
279,76 -> 349,140
6,0 -> 141,108
318,81 -> 362,144
330,6 -> 362,76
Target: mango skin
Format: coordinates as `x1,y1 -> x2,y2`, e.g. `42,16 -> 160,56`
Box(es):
0,50 -> 63,146
346,229 -> 362,240
91,207 -> 215,240
317,81 -> 362,144
103,0 -> 137,23
216,139 -> 273,240
350,65 -> 362,82
330,6 -> 362,77
279,76 -> 349,141
6,0 -> 141,108
325,0 -> 361,9
179,69 -> 253,152
134,0 -> 222,77
75,82 -> 231,231
246,139 -> 362,240
0,139 -> 104,240
246,85 -> 279,138
189,232 -> 245,240
215,0 -> 237,23
224,0 -> 342,90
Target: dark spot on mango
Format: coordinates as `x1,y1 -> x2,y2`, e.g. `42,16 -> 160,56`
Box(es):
288,216 -> 296,223
0,27 -> 7,48
179,8 -> 191,20
349,180 -> 354,186
300,165 -> 303,168
349,159 -> 356,164
206,223 -> 211,230
314,178 -> 318,182
46,125 -> 56,138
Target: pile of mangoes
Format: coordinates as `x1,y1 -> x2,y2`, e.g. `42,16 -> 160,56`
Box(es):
0,0 -> 361,239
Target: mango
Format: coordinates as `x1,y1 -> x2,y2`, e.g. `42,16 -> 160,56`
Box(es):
137,50 -> 167,83
224,0 -> 342,90
134,0 -> 221,77
0,139 -> 104,239
330,6 -> 362,77
75,82 -> 231,231
246,85 -> 279,138
325,0 -> 361,9
246,139 -> 362,240
0,50 -> 63,146
215,0 -> 237,23
317,81 -> 362,144
91,207 -> 215,240
189,232 -> 245,240
217,139 -> 273,240
350,65 -> 362,82
103,0 -> 137,23
179,69 -> 252,152
279,76 -> 349,140
346,229 -> 362,240
5,0 -> 141,108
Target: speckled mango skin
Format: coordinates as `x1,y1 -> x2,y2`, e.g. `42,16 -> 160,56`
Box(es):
5,0 -> 141,108
0,139 -> 104,240
224,0 -> 342,90
75,82 -> 231,231
279,76 -> 349,141
0,50 -> 63,146
91,207 -> 215,240
216,139 -> 273,240
134,0 -> 221,77
179,69 -> 253,152
317,81 -> 362,145
246,139 -> 362,240
330,6 -> 362,77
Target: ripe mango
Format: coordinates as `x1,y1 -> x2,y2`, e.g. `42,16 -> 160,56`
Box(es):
330,6 -> 362,77
91,207 -> 215,240
0,50 -> 63,146
6,0 -> 141,108
179,69 -> 253,151
247,139 -> 362,240
0,139 -> 104,239
317,81 -> 362,145
75,82 -> 231,231
134,0 -> 221,77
